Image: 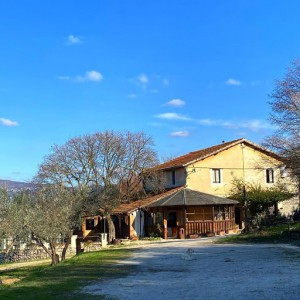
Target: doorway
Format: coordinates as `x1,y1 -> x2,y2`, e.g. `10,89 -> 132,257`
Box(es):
167,211 -> 177,237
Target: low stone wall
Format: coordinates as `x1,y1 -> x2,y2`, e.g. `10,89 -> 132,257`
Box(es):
81,241 -> 102,252
0,244 -> 75,264
0,235 -> 107,263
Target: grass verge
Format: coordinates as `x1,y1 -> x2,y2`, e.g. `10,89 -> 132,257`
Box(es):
0,249 -> 132,300
218,222 -> 300,244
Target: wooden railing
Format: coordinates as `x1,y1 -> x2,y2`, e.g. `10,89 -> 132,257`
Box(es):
185,219 -> 236,236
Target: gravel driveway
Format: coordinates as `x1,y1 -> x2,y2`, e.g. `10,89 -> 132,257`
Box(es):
82,238 -> 300,299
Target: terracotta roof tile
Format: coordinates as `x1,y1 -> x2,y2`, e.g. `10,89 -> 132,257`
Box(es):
152,138 -> 282,171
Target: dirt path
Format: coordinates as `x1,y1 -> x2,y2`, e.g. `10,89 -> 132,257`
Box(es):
82,238 -> 300,300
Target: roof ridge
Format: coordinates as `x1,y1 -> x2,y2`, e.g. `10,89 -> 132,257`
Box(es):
153,138 -> 246,170
162,188 -> 183,205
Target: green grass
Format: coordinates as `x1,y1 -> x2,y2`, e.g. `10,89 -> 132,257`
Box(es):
0,249 -> 132,300
218,222 -> 300,244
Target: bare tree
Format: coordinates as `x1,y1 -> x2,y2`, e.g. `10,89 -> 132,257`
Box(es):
35,130 -> 159,243
266,58 -> 300,178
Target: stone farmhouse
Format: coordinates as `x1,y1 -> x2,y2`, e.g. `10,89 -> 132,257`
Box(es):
83,138 -> 297,241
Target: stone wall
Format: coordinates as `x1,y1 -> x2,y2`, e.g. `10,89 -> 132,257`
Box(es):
0,237 -> 106,264
0,244 -> 75,263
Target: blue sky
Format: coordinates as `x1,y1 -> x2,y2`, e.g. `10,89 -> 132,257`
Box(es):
1,1 -> 300,182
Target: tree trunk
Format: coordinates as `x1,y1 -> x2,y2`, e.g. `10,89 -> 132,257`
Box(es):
50,242 -> 59,265
106,214 -> 116,243
32,236 -> 52,260
61,235 -> 71,261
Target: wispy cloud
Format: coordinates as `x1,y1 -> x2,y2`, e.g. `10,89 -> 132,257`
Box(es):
128,93 -> 138,99
170,130 -> 190,137
57,71 -> 103,83
226,78 -> 241,86
66,34 -> 82,45
155,113 -> 191,121
162,79 -> 169,86
165,99 -> 186,107
0,118 -> 18,126
137,73 -> 149,89
197,118 -> 274,131
239,120 -> 274,131
197,118 -> 218,126
76,70 -> 103,82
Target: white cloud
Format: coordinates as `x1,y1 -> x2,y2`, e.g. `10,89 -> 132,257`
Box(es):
137,73 -> 149,84
197,118 -> 274,132
170,130 -> 190,137
240,120 -> 274,131
166,99 -> 186,107
128,93 -> 138,99
0,118 -> 18,126
137,73 -> 149,89
162,79 -> 169,86
155,113 -> 191,121
76,70 -> 103,82
197,118 -> 218,126
226,78 -> 241,86
67,34 -> 82,45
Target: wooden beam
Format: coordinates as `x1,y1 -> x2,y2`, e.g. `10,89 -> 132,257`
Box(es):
163,210 -> 168,239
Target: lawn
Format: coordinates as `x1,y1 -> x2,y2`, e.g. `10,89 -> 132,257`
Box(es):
218,221 -> 300,244
0,249 -> 132,300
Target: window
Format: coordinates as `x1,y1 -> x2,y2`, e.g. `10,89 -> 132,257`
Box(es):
86,219 -> 95,230
266,168 -> 274,183
171,170 -> 176,185
212,169 -> 221,183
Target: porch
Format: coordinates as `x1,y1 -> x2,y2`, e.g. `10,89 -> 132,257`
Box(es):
147,188 -> 239,239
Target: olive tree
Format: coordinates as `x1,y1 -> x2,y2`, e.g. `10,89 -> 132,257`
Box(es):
28,184 -> 84,265
35,130 -> 160,243
0,188 -> 31,253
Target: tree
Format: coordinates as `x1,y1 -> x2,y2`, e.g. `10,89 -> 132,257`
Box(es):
0,185 -> 83,265
266,58 -> 300,179
28,185 -> 84,265
35,130 -> 159,243
0,188 -> 31,253
229,179 -> 294,228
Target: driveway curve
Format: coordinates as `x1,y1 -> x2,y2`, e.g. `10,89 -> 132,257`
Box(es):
82,238 -> 300,300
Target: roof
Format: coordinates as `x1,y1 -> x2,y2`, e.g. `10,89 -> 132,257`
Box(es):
152,138 -> 283,171
112,187 -> 185,214
112,187 -> 238,213
148,188 -> 238,207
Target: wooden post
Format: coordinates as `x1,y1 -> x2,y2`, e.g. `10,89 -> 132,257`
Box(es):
118,216 -> 122,238
184,206 -> 187,237
212,207 -> 215,234
163,210 -> 168,239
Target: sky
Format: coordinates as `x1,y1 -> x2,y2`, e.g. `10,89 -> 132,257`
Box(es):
1,0 -> 300,182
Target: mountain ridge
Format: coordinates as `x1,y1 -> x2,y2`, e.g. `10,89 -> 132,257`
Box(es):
0,179 -> 33,190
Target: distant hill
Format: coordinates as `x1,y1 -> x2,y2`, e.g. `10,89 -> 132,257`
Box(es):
0,179 -> 34,190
